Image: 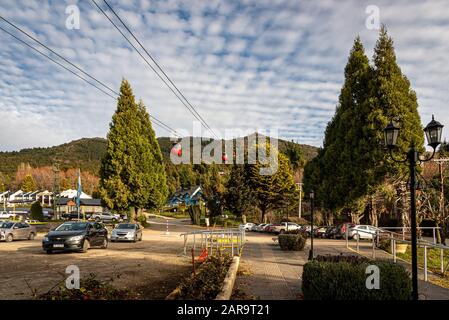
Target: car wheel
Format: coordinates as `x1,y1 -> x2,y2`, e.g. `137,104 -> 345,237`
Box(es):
139,234 -> 142,241
353,234 -> 360,241
28,233 -> 35,240
133,235 -> 137,243
279,229 -> 285,234
81,240 -> 90,253
95,217 -> 100,222
5,234 -> 13,242
101,238 -> 108,249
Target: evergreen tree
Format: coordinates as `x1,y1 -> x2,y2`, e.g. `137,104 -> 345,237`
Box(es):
305,28 -> 425,223
30,201 -> 44,221
202,164 -> 225,218
224,165 -> 255,217
99,79 -> 168,219
245,143 -> 297,222
21,174 -> 36,192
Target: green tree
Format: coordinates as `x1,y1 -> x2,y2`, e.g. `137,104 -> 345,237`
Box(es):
30,201 -> 44,221
304,28 -> 425,224
202,164 -> 225,218
21,174 -> 36,192
99,79 -> 168,219
246,144 -> 297,222
224,165 -> 255,217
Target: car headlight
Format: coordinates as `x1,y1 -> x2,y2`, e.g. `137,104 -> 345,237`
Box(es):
43,236 -> 49,242
69,235 -> 84,241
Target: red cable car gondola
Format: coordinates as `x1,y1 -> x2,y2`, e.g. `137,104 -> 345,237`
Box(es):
222,152 -> 228,163
171,142 -> 182,157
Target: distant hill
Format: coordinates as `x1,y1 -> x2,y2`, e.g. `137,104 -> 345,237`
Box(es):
0,136 -> 318,177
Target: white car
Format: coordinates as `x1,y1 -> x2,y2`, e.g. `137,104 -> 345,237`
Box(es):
348,225 -> 378,240
255,223 -> 269,232
91,212 -> 121,223
270,222 -> 301,234
0,212 -> 15,219
240,223 -> 255,231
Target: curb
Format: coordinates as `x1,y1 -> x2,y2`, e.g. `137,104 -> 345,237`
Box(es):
215,256 -> 240,300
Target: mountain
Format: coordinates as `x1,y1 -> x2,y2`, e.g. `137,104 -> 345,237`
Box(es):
0,136 -> 318,177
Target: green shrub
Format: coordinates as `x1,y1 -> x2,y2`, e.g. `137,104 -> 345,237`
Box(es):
30,201 -> 44,221
302,258 -> 411,300
278,233 -> 306,251
378,239 -> 392,253
136,214 -> 150,227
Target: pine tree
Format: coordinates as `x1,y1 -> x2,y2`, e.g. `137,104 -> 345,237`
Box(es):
99,79 -> 168,219
224,165 -> 255,217
245,143 -> 297,222
21,174 -> 36,192
30,201 -> 44,221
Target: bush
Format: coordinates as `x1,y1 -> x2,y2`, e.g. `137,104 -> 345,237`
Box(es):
302,258 -> 411,300
36,273 -> 138,300
278,233 -> 306,251
378,239 -> 392,253
136,214 -> 149,227
30,201 -> 44,221
177,254 -> 233,300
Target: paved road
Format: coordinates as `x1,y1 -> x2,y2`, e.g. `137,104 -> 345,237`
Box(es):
234,233 -> 307,299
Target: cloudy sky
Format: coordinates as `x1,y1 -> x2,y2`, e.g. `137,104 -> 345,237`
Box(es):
1,0 -> 449,151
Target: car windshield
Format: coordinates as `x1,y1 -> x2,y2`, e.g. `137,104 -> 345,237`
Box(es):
116,223 -> 135,229
55,222 -> 88,231
0,222 -> 14,228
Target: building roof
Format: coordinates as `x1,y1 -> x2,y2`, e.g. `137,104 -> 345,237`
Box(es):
56,198 -> 103,206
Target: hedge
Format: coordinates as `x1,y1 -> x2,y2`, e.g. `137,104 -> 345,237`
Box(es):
302,258 -> 411,300
278,233 -> 306,251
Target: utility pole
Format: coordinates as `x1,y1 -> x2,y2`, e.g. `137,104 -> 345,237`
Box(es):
433,158 -> 449,244
296,182 -> 303,218
52,162 -> 60,220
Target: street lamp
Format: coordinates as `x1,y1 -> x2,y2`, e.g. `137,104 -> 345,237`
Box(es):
308,190 -> 315,261
384,115 -> 443,300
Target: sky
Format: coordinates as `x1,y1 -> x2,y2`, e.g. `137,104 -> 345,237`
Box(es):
1,0 -> 449,151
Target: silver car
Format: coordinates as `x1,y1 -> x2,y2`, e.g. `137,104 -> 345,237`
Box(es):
0,221 -> 37,242
110,223 -> 142,242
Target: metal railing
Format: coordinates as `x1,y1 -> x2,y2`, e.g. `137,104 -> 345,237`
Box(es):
180,228 -> 245,257
345,227 -> 449,282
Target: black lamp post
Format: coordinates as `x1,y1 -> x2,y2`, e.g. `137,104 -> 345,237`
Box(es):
308,190 -> 315,261
384,115 -> 443,300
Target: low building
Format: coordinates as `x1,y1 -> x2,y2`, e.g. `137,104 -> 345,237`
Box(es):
56,198 -> 105,214
168,185 -> 203,207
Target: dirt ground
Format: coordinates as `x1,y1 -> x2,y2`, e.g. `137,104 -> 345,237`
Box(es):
0,218 -> 197,300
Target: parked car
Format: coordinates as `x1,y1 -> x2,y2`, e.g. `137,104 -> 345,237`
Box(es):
334,223 -> 355,239
62,212 -> 92,220
111,223 -> 143,242
91,212 -> 121,223
42,221 -> 108,253
270,222 -> 301,234
255,223 -> 268,232
324,226 -> 339,239
0,221 -> 37,242
240,223 -> 256,231
250,223 -> 260,231
262,224 -> 273,232
348,224 -> 379,240
314,226 -> 328,238
301,225 -> 319,235
0,212 -> 16,219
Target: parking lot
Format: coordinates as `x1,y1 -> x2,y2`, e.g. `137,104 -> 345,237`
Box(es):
0,219 -> 194,299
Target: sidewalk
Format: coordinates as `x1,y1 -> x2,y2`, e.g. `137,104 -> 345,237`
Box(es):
234,233 -> 307,299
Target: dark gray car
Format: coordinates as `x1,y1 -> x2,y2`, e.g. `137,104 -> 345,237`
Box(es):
0,221 -> 37,242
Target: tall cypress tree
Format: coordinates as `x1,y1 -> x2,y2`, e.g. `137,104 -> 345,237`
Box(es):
99,79 -> 168,218
305,27 -> 425,223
